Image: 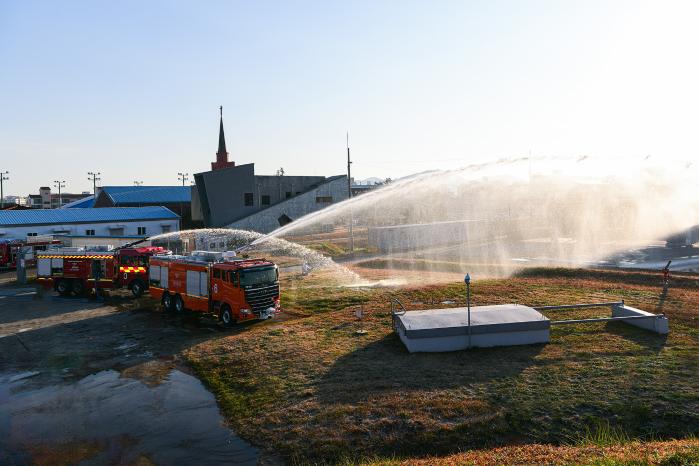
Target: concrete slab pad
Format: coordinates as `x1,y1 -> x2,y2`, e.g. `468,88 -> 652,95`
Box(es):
395,304 -> 550,352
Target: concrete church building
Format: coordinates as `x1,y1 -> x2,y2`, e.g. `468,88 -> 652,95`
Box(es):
192,108 -> 348,233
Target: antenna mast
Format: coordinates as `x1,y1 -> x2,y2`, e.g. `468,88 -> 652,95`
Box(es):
346,132 -> 354,253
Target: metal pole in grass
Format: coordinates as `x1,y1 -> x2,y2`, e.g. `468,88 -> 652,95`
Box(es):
465,273 -> 471,349
355,304 -> 367,335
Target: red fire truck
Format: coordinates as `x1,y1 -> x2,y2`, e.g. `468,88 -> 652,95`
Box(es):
36,246 -> 169,297
0,237 -> 63,269
148,251 -> 280,325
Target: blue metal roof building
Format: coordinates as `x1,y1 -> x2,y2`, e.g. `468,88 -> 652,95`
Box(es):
90,186 -> 196,229
0,207 -> 180,241
0,206 -> 178,226
62,195 -> 96,208
94,186 -> 191,206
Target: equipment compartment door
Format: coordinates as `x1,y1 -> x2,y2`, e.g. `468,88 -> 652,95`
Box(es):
199,271 -> 208,297
37,258 -> 51,276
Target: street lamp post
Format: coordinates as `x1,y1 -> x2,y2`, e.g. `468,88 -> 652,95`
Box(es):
87,172 -> 101,196
465,273 -> 472,349
0,171 -> 8,209
53,180 -> 65,208
177,173 -> 189,228
177,172 -> 189,186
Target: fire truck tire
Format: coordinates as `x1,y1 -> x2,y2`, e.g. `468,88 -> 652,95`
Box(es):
173,295 -> 185,313
56,279 -> 72,296
72,280 -> 85,296
162,292 -> 174,312
220,305 -> 234,327
130,280 -> 145,298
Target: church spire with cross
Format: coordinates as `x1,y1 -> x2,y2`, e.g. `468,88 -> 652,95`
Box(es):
211,105 -> 235,171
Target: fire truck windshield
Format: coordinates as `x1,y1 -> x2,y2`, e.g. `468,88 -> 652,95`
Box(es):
240,266 -> 278,287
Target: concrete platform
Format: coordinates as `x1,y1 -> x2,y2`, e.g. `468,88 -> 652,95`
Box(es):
394,304 -> 550,353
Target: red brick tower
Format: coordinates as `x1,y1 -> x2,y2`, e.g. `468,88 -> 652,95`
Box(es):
211,106 -> 235,170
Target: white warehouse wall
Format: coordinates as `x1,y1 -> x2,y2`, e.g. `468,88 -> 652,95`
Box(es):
0,219 -> 179,241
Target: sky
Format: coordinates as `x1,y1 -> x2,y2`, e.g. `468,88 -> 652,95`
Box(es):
1,0 -> 699,196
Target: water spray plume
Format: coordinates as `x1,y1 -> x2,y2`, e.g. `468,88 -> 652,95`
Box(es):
246,156 -> 699,278
151,156 -> 699,283
149,228 -> 359,282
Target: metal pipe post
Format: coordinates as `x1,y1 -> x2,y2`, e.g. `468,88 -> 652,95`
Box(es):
465,273 -> 471,348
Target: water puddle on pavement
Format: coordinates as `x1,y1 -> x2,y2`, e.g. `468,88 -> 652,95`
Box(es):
0,366 -> 258,465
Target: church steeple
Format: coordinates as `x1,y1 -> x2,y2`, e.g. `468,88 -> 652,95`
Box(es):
217,106 -> 227,155
212,105 -> 235,170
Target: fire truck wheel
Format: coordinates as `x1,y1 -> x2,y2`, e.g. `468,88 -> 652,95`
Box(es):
220,305 -> 234,327
173,295 -> 185,313
130,280 -> 145,298
162,292 -> 174,311
72,280 -> 85,296
56,279 -> 72,296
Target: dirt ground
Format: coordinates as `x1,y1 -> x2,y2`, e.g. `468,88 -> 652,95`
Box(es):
0,272 -> 267,465
0,283 -> 221,378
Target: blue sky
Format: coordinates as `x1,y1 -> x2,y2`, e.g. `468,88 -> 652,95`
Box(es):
1,1 -> 698,195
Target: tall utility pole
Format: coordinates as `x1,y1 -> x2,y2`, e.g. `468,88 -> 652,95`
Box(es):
0,171 -> 8,209
346,133 -> 354,253
346,132 -> 352,198
87,172 -> 101,196
53,180 -> 65,208
177,172 -> 189,186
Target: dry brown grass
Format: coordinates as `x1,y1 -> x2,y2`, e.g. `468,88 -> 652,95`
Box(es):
184,268 -> 699,464
381,439 -> 699,465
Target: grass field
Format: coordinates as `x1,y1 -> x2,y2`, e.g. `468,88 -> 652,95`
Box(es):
183,267 -> 699,465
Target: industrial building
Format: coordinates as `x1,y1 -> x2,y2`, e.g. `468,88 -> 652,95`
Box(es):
27,186 -> 92,208
0,206 -> 180,246
192,108 -> 349,233
93,185 -> 197,228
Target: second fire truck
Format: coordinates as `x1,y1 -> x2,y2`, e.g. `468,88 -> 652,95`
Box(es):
36,245 -> 169,297
148,251 -> 280,325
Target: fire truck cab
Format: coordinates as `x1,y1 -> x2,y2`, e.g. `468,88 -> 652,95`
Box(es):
148,251 -> 280,325
116,246 -> 167,297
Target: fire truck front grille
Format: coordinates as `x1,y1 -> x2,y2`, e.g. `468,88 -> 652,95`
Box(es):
244,283 -> 279,313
